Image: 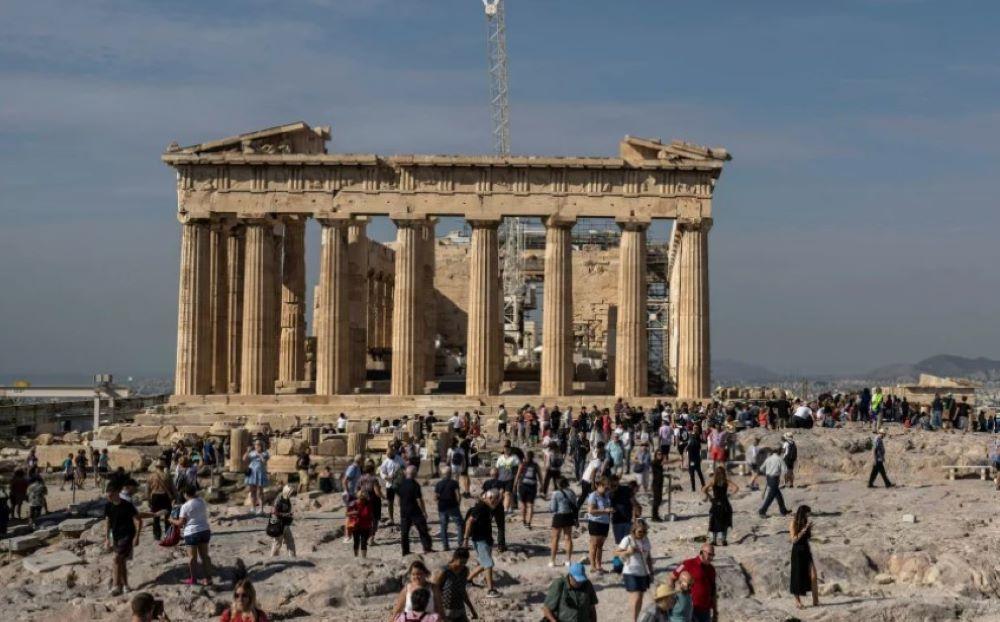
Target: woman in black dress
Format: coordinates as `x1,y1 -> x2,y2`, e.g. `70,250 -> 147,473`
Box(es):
702,466 -> 739,546
789,504 -> 819,608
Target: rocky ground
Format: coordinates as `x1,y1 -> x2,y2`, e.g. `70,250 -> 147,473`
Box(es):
1,427 -> 998,621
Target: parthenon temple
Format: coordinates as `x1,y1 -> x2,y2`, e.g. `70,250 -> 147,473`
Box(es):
163,122 -> 729,412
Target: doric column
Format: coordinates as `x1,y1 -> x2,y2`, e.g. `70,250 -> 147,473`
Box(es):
676,218 -> 712,399
421,221 -> 437,384
347,219 -> 370,389
615,221 -> 649,397
225,225 -> 245,393
541,217 -> 574,396
240,218 -> 278,395
278,216 -> 307,385
466,220 -> 502,396
207,219 -> 229,394
367,275 -> 377,351
383,277 -> 394,350
315,217 -> 351,395
391,219 -> 425,395
174,218 -> 212,395
271,224 -> 284,387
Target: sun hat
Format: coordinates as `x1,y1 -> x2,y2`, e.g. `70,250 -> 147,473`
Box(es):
654,583 -> 677,601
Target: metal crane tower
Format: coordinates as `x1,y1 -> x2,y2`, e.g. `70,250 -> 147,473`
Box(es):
482,0 -> 526,355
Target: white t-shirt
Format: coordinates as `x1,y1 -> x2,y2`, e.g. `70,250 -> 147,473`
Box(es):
179,497 -> 210,537
379,456 -> 403,488
617,534 -> 652,576
496,454 -> 520,481
337,417 -> 347,432
581,458 -> 603,483
792,406 -> 813,420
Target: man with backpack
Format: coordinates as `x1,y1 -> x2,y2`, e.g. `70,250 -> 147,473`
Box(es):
541,562 -> 598,622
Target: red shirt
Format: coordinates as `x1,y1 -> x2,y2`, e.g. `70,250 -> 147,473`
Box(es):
348,499 -> 374,530
220,609 -> 270,622
673,557 -> 716,612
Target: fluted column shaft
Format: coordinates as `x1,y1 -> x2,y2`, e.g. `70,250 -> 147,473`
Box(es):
541,219 -> 574,396
240,220 -> 278,395
422,221 -> 437,384
676,219 -> 712,399
207,221 -> 229,394
383,278 -> 394,349
225,226 -> 245,393
466,220 -> 502,395
175,219 -> 211,395
615,222 -> 649,397
391,220 -> 424,395
347,220 -> 370,389
315,218 -> 351,395
278,217 -> 307,384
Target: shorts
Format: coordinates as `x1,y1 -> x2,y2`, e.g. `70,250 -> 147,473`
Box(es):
63,473 -> 74,482
587,521 -> 610,537
518,483 -> 537,503
98,466 -> 109,475
624,573 -> 651,592
552,513 -> 575,529
709,447 -> 726,462
473,540 -> 494,569
113,537 -> 134,558
498,422 -> 507,434
184,530 -> 211,546
784,458 -> 796,472
500,480 -> 514,494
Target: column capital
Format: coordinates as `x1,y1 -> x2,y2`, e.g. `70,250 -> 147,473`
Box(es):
315,214 -> 350,228
677,217 -> 713,233
390,214 -> 434,228
544,214 -> 576,229
467,218 -> 501,229
616,218 -> 651,232
177,212 -> 212,225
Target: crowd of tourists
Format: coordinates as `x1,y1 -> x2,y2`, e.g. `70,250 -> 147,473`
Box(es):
3,389 -> 998,622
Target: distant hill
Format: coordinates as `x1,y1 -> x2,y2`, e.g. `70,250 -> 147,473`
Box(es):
866,355 -> 1000,382
713,358 -> 783,385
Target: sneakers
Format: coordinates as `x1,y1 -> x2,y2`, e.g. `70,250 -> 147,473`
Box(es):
486,589 -> 501,598
110,586 -> 123,596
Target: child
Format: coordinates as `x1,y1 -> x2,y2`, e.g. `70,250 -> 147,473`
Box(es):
0,482 -> 10,537
61,453 -> 75,491
346,490 -> 373,558
27,474 -> 48,528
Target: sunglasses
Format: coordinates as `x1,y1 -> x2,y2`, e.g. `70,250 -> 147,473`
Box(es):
236,592 -> 251,599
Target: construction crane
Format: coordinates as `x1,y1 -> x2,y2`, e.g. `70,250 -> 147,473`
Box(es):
482,0 -> 527,355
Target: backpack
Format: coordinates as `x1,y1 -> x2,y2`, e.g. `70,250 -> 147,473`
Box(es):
785,442 -> 797,462
265,515 -> 284,538
549,453 -> 564,470
450,449 -> 465,468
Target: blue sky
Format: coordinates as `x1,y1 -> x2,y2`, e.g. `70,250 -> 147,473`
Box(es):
1,0 -> 998,379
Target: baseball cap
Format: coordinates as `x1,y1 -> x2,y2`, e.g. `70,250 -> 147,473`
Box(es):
568,562 -> 588,583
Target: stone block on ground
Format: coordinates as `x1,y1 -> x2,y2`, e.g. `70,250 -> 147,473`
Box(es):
94,425 -> 123,444
902,514 -> 916,523
23,550 -> 84,574
2,534 -> 42,552
59,518 -> 101,537
35,433 -> 56,446
316,437 -> 346,457
62,431 -> 82,444
274,437 -> 309,456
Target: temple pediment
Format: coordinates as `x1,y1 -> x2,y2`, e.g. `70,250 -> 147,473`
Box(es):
166,122 -> 330,156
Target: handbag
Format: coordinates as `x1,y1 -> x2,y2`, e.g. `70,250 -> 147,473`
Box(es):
611,555 -> 624,574
265,515 -> 284,538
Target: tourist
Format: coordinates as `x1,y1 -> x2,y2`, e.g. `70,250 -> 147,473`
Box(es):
60,453 -> 74,491
26,473 -> 48,528
867,428 -> 893,488
548,476 -> 578,567
789,505 -> 818,608
667,571 -> 694,622
585,477 -> 614,573
295,447 -> 311,494
607,432 -> 626,477
74,448 -> 89,489
781,433 -> 797,487
514,450 -> 540,528
931,393 -> 944,430
220,579 -> 269,622
579,447 -> 605,501
394,587 -> 440,622
637,583 -> 677,622
670,544 -> 716,622
130,592 -> 170,621
617,520 -> 655,622
540,440 -> 564,498
463,488 -> 502,598
745,437 -> 760,491
170,484 -> 213,586
447,439 -> 467,493
703,466 -> 738,546
380,447 -> 405,524
684,426 -> 705,492
147,459 -> 177,541
348,489 -> 374,557
318,465 -> 334,494
707,424 -> 727,472
650,446 -> 669,522
541,562 -> 599,622
435,466 -> 463,551
609,475 -> 637,544
0,482 -> 9,538
105,481 -> 142,596
495,441 -> 520,512
357,461 -> 384,543
336,413 -> 347,433
174,455 -> 199,492
758,448 -> 789,518
426,432 -> 441,478
433,547 -> 477,622
632,441 -> 652,493
398,465 -> 434,556
989,436 -> 1000,491
391,560 -> 443,620
243,440 -> 270,515
480,467 -> 507,551
497,404 -> 509,440
269,485 -> 296,557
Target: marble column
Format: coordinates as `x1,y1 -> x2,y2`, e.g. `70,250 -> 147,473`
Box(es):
174,218 -> 212,395
271,224 -> 284,388
315,218 -> 351,395
367,275 -> 377,352
466,220 -> 502,396
421,221 -> 437,384
347,220 -> 370,389
225,225 -> 245,394
240,219 -> 278,395
382,278 -> 394,350
541,218 -> 574,396
208,219 -> 229,394
615,222 -> 649,397
676,218 -> 712,399
391,219 -> 424,395
278,217 -> 306,385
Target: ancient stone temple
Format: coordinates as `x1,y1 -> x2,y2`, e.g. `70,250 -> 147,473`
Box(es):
163,122 -> 729,407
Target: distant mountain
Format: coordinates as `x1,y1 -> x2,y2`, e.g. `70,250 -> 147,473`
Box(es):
713,358 -> 783,385
866,355 -> 1000,382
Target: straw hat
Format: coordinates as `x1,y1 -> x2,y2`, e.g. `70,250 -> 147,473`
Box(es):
654,583 -> 677,601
